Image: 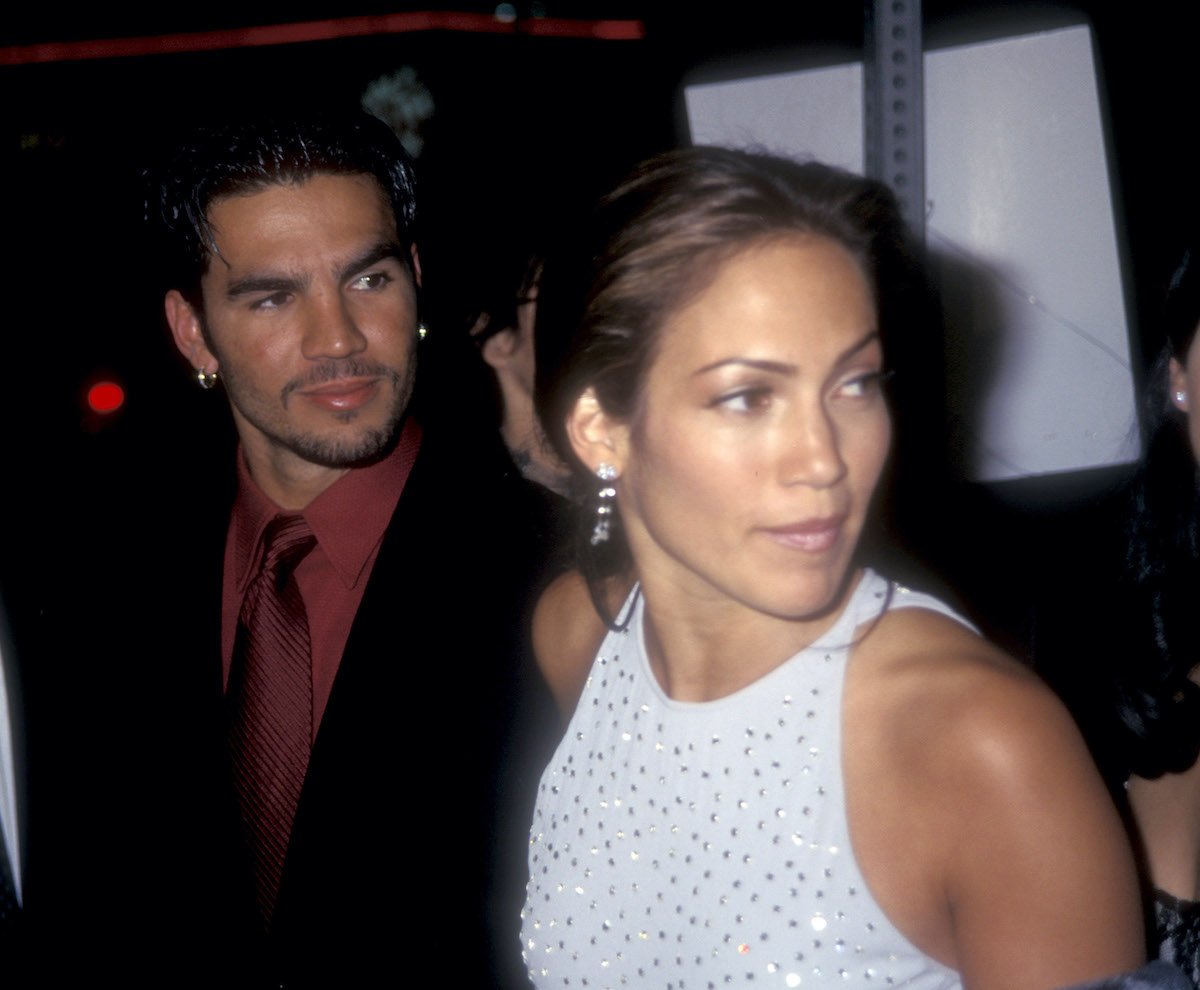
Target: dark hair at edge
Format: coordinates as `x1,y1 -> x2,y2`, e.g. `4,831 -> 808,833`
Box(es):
1118,247 -> 1200,778
535,145 -> 916,631
145,109 -> 418,310
462,247 -> 546,434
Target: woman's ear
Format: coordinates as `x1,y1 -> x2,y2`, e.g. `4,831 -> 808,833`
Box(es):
566,387 -> 629,475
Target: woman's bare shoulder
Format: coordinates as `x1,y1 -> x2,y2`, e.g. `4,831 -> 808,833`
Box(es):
858,605 -> 1074,754
848,606 -> 1143,990
533,570 -> 629,717
855,606 -> 1109,805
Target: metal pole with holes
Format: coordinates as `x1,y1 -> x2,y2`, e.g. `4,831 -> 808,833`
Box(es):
864,0 -> 924,242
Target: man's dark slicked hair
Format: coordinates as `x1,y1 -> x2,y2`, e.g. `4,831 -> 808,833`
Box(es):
146,109 -> 417,307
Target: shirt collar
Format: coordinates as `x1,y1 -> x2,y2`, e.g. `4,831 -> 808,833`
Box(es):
230,417 -> 422,594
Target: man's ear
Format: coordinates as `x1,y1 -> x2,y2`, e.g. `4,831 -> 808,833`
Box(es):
480,325 -> 520,370
164,290 -> 217,376
410,244 -> 423,288
566,387 -> 629,475
1169,356 -> 1190,412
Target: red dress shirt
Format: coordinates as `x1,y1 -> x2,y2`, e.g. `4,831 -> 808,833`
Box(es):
221,418 -> 422,737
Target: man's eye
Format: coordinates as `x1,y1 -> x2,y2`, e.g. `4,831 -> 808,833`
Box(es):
351,272 -> 391,290
251,292 -> 291,311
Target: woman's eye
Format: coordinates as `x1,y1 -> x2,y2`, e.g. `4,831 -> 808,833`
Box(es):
713,387 -> 773,413
838,371 -> 885,398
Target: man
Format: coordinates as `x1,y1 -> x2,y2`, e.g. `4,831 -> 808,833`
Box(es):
467,249 -> 571,498
45,111 -> 549,987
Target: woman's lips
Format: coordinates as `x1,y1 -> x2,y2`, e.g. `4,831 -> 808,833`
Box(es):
760,515 -> 846,552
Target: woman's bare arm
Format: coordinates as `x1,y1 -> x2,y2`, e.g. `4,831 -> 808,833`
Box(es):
847,608 -> 1144,990
532,570 -> 613,718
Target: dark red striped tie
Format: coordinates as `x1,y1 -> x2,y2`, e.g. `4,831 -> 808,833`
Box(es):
227,514 -> 316,927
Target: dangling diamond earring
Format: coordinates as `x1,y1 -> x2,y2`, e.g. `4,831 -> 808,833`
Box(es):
590,463 -> 618,546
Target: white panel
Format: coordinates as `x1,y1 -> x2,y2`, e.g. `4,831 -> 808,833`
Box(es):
684,63 -> 864,174
925,26 -> 1138,478
683,25 -> 1139,482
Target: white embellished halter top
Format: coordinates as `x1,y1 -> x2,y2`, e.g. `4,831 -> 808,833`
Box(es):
521,569 -> 966,989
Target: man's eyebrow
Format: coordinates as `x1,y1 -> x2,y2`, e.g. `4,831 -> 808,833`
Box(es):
691,331 -> 881,378
225,271 -> 306,301
221,241 -> 407,301
336,241 -> 407,283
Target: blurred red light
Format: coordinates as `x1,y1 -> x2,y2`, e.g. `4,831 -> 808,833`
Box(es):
87,381 -> 125,414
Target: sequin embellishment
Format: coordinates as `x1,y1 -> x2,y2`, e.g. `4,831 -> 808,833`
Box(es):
521,570 -> 963,989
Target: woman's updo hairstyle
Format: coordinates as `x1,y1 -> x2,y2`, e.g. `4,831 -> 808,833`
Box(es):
535,146 -> 914,624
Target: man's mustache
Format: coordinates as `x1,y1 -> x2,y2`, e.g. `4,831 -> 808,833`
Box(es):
281,360 -> 403,403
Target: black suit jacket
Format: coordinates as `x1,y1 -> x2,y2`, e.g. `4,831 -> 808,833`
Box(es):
0,587 -> 29,957
34,420 -> 557,988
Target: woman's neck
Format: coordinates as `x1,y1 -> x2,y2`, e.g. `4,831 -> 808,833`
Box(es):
637,568 -> 862,703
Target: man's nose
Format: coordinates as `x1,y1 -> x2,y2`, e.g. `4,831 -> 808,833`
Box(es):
302,292 -> 368,360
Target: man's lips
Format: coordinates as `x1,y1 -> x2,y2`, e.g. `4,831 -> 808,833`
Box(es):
760,515 -> 847,552
295,377 -> 382,412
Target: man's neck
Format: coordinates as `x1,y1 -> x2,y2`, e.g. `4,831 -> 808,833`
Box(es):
240,447 -> 350,511
498,387 -> 570,497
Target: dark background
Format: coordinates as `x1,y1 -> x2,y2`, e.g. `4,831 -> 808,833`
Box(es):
1,1 -> 1197,658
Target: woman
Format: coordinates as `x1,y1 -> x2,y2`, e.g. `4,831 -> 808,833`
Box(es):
1111,247 -> 1200,985
522,147 -> 1143,990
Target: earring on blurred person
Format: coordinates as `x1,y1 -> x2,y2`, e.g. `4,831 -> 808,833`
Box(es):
1176,390 -> 1188,407
197,367 -> 219,390
418,321 -> 429,341
591,463 -> 618,546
